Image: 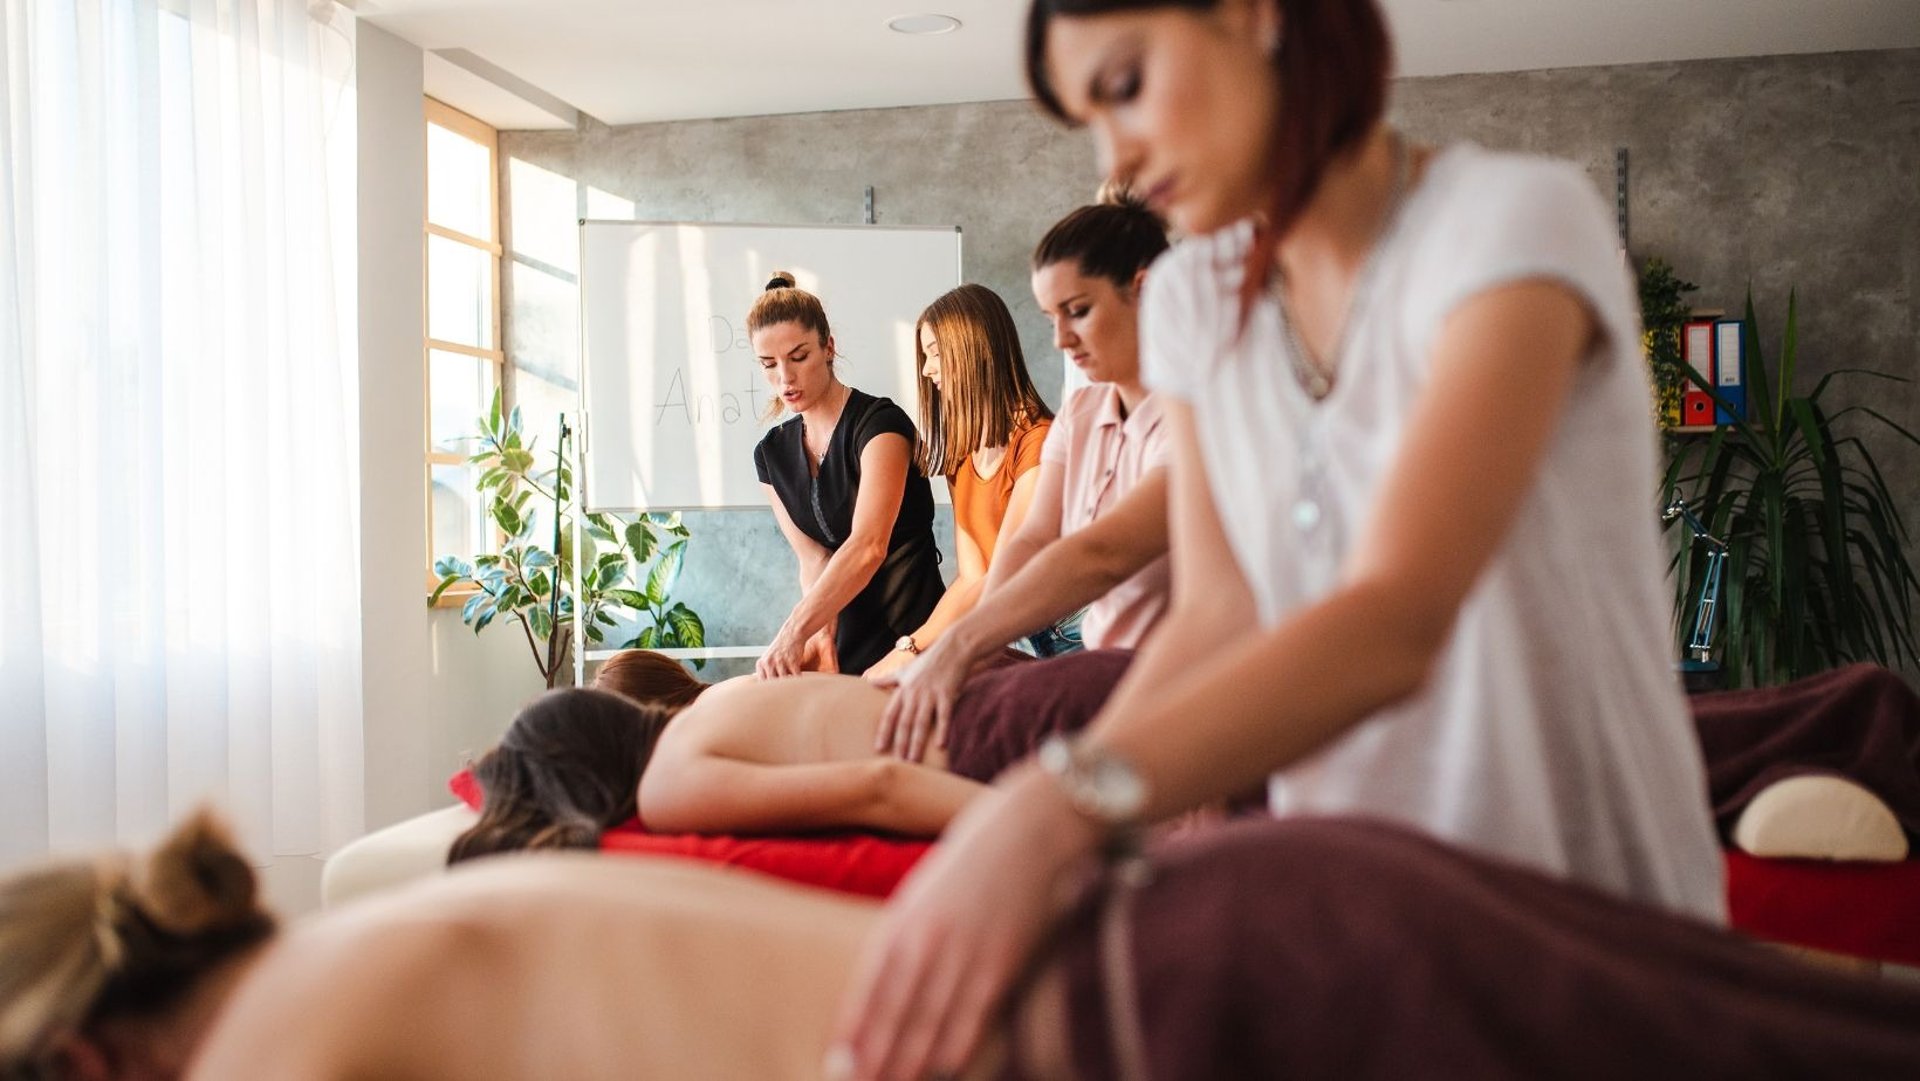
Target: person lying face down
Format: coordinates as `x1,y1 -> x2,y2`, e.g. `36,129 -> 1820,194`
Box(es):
448,649 -> 1134,861
7,809 -> 1920,1081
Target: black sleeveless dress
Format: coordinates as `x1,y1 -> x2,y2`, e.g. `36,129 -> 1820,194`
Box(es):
754,388 -> 945,673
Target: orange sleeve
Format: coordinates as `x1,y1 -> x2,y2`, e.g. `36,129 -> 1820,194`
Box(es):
1011,420 -> 1051,480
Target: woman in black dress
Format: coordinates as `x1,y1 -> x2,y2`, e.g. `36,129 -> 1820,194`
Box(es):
750,273 -> 946,677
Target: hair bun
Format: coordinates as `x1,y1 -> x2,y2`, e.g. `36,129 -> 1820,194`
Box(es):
1095,177 -> 1146,211
764,270 -> 797,292
129,808 -> 262,937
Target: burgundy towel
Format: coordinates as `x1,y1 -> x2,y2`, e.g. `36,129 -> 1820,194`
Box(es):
1007,817 -> 1920,1081
1691,663 -> 1920,838
944,649 -> 1133,782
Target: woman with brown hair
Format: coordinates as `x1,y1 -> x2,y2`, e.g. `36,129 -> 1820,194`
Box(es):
876,194 -> 1176,760
448,649 -> 1131,857
750,273 -> 946,679
833,1 -> 1727,1076
862,285 -> 1053,689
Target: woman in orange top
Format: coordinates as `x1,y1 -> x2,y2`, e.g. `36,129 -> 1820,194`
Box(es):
861,286 -> 1052,701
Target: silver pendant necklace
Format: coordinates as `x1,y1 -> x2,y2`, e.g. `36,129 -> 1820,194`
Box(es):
1275,131 -> 1414,541
1272,131 -> 1412,403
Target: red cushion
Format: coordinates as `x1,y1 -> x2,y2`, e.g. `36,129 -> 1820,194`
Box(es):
1725,849 -> 1920,966
448,768 -> 929,898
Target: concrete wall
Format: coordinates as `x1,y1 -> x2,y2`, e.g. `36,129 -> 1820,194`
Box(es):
496,47 -> 1919,656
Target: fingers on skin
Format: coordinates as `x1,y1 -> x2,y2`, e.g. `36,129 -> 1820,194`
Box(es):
848,919 -> 941,1081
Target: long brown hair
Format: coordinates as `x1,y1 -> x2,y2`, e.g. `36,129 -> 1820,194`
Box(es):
593,649 -> 709,712
1024,0 -> 1392,325
448,688 -> 674,864
0,809 -> 275,1078
915,283 -> 1052,477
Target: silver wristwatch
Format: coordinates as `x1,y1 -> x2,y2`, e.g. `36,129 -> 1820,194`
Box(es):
1037,734 -> 1148,827
895,634 -> 921,655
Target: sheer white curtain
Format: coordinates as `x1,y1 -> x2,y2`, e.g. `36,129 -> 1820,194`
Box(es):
0,0 -> 363,871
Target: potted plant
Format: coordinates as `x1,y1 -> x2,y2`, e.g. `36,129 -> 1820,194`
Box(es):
429,392 -> 706,687
1638,256 -> 1698,427
1662,288 -> 1920,688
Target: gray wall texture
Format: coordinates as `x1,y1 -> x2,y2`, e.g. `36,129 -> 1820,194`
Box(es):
500,48 -> 1919,663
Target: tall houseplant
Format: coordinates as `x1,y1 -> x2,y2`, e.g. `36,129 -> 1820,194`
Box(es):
1662,288 -> 1920,688
429,393 -> 705,687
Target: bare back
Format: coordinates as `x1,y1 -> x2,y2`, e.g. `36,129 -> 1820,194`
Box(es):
189,855 -> 1021,1080
651,673 -> 946,772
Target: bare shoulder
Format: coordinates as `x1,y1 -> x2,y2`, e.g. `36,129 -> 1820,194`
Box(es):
190,898 -> 513,1079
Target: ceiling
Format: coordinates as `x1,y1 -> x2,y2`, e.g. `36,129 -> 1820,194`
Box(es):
349,0 -> 1920,130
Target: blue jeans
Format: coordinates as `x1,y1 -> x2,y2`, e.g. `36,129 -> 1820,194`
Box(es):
1018,608 -> 1087,658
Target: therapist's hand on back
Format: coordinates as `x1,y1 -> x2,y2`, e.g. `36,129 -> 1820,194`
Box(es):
868,633 -> 974,762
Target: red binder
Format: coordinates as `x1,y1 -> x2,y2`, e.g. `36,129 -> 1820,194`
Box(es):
1682,392 -> 1715,426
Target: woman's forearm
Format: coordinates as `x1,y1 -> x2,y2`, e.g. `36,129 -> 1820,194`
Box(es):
1087,578 -> 1439,822
901,572 -> 985,651
781,539 -> 888,642
865,758 -> 991,835
947,527 -> 1147,659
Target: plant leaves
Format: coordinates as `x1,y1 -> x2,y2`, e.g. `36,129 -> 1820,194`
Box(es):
645,543 -> 685,607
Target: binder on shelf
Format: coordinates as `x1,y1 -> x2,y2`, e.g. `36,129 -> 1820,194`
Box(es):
1713,319 -> 1746,424
1682,391 -> 1716,426
1682,319 -> 1717,391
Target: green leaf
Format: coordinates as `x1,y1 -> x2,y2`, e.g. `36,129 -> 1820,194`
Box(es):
644,543 -> 684,607
427,574 -> 461,607
432,556 -> 473,580
603,589 -> 650,610
626,521 -> 658,564
525,548 -> 556,569
665,603 -> 705,649
530,605 -> 552,641
461,592 -> 488,624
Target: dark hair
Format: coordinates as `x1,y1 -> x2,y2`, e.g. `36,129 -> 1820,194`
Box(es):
448,688 -> 673,864
593,649 -> 709,713
1030,189 -> 1171,285
915,284 -> 1053,477
747,270 -> 838,420
1025,0 -> 1392,322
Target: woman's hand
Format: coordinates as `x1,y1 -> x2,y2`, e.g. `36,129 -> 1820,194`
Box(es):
862,645 -> 914,684
868,633 -> 977,762
756,623 -> 814,679
829,766 -> 1100,1081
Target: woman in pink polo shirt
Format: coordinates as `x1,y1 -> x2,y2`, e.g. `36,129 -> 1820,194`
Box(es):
872,195 -> 1174,761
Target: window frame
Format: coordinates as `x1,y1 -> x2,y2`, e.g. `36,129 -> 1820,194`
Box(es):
423,97 -> 505,603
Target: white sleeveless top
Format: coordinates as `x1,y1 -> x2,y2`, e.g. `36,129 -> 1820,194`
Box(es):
1141,144 -> 1725,921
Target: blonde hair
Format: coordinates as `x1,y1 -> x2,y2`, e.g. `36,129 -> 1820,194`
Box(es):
915,284 -> 1052,477
0,809 -> 274,1076
747,270 -> 837,421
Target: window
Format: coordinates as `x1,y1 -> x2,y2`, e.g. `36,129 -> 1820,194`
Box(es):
423,98 -> 503,593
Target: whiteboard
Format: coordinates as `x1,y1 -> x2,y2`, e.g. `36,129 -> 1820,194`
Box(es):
580,220 -> 963,510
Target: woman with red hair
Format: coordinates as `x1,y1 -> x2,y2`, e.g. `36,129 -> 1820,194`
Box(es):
832,2 -> 1725,1077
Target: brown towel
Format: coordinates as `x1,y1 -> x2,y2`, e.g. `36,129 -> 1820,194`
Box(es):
1007,817 -> 1920,1081
944,649 -> 1133,782
1692,663 -> 1920,839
